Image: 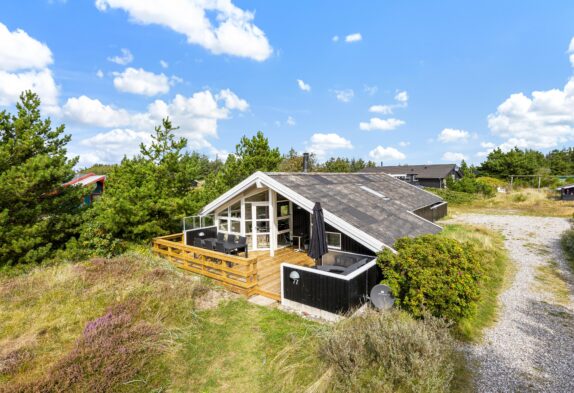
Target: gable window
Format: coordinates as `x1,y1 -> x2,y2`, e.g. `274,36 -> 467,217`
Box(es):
326,231 -> 342,250
216,201 -> 241,235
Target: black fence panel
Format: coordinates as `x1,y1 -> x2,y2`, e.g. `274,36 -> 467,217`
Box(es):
185,226 -> 217,246
282,263 -> 381,315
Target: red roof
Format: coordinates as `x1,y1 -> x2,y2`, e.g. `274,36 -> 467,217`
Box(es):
63,173 -> 106,187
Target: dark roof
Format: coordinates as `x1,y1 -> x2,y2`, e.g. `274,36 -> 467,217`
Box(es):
266,172 -> 443,247
361,164 -> 459,179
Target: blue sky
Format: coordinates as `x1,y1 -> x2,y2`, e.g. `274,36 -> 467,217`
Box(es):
2,1 -> 574,167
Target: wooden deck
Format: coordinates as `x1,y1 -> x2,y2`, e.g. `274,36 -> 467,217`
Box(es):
151,234 -> 315,301
251,248 -> 315,300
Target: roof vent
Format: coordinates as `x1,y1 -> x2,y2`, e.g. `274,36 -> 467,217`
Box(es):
360,186 -> 390,201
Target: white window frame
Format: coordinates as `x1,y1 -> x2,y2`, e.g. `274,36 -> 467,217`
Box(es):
326,231 -> 342,250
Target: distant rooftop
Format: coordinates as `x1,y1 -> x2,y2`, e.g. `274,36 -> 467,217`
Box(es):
361,164 -> 459,179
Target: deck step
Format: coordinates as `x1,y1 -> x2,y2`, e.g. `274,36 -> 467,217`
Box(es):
254,288 -> 281,301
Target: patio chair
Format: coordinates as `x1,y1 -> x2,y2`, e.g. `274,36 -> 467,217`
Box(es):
203,239 -> 215,250
217,232 -> 225,242
227,234 -> 237,243
214,241 -> 226,253
193,238 -> 204,248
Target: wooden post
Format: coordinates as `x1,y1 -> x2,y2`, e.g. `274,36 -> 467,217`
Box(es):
538,176 -> 541,190
510,175 -> 514,191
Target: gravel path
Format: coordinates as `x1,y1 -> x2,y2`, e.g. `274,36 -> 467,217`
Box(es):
447,214 -> 574,392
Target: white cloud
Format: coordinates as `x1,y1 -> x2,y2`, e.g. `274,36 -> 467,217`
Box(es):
113,67 -> 170,96
398,141 -> 410,147
0,23 -> 58,111
486,38 -> 574,150
0,22 -> 53,71
216,88 -> 249,111
438,128 -> 470,143
96,0 -> 272,61
77,128 -> 153,165
333,89 -> 354,103
369,104 -> 393,114
368,90 -> 408,116
487,81 -> 574,149
364,85 -> 378,96
332,35 -> 339,42
62,95 -> 133,127
345,33 -> 362,43
569,37 -> 574,67
368,146 -> 406,162
96,69 -> 104,78
107,48 -> 133,65
442,152 -> 466,162
0,69 -> 59,111
65,88 -> 248,163
160,59 -> 169,68
286,116 -> 296,126
297,79 -> 311,92
359,117 -> 405,131
476,142 -> 497,158
394,90 -> 408,103
307,133 -> 353,158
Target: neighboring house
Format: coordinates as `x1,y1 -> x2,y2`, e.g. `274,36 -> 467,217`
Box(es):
152,171 -> 447,320
63,173 -> 106,205
362,164 -> 462,188
557,184 -> 574,200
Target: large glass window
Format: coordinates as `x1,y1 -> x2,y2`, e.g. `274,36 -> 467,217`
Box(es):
216,203 -> 242,235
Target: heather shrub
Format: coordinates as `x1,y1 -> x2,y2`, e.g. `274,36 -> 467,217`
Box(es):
5,301 -> 162,393
377,235 -> 483,322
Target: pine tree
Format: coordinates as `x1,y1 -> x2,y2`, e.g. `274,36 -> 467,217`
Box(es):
0,91 -> 83,265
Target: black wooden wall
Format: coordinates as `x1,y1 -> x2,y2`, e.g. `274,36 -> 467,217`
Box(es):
413,202 -> 448,222
282,263 -> 382,314
292,203 -> 375,256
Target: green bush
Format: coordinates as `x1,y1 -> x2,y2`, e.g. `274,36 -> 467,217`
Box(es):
476,176 -> 507,189
427,188 -> 479,205
446,176 -> 495,197
317,309 -> 455,393
377,235 -> 483,322
511,193 -> 527,202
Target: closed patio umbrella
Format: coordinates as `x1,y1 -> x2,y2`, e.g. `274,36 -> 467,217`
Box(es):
308,202 -> 329,265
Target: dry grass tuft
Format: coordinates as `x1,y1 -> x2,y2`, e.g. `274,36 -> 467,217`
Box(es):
448,188 -> 574,217
534,260 -> 571,306
272,309 -> 456,393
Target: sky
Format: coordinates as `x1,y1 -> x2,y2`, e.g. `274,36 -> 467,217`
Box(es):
2,1 -> 574,168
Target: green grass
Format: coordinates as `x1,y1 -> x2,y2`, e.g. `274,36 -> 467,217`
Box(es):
0,253 -> 322,392
1,225 -> 513,392
440,224 -> 513,342
176,299 -> 320,392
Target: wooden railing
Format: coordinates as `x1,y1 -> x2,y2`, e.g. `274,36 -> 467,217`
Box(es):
152,233 -> 258,295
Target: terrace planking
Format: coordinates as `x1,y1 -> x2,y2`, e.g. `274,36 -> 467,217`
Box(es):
152,233 -> 314,301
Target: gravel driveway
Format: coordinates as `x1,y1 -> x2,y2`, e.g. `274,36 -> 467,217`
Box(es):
447,214 -> 574,392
